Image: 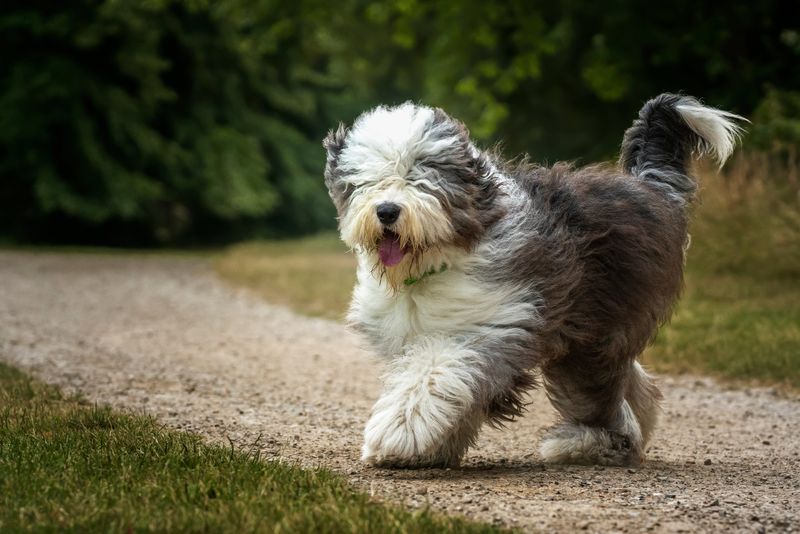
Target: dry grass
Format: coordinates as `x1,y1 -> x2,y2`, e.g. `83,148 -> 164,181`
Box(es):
643,156 -> 800,388
215,233 -> 355,320
216,154 -> 800,387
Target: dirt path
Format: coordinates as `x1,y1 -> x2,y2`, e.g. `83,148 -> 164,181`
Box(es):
1,251 -> 797,532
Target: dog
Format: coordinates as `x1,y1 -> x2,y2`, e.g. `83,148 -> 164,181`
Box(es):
322,94 -> 744,467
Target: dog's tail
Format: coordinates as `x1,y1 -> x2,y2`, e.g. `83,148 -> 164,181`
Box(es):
619,93 -> 746,200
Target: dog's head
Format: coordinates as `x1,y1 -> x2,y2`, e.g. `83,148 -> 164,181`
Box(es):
323,103 -> 502,288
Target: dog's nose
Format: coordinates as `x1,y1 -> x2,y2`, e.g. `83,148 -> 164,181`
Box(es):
376,202 -> 401,225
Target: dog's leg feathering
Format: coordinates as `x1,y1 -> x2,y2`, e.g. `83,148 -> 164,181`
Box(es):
539,400 -> 643,466
361,337 -> 485,467
540,356 -> 660,466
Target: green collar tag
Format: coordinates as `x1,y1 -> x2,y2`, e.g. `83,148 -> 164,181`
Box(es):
403,264 -> 448,286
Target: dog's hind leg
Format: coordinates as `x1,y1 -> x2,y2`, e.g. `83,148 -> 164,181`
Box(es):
539,351 -> 661,466
625,360 -> 662,449
361,337 -> 486,467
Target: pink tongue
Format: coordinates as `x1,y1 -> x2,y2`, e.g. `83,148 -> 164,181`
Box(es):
378,235 -> 406,266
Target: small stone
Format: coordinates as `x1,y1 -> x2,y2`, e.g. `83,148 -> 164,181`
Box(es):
416,486 -> 428,495
762,440 -> 771,445
704,458 -> 713,465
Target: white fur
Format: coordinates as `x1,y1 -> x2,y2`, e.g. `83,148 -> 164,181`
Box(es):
338,103 -> 462,182
347,182 -> 541,466
348,244 -> 539,357
338,179 -> 454,273
629,361 -> 661,446
336,104 -> 461,287
361,337 -> 482,465
539,425 -> 626,466
675,103 -> 747,166
539,401 -> 643,465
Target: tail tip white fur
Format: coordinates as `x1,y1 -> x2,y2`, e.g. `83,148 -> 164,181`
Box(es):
675,101 -> 748,167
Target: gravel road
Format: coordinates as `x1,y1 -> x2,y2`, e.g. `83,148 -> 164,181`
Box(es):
1,251 -> 797,532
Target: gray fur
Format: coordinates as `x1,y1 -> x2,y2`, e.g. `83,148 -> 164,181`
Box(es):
322,123 -> 352,214
325,94 -> 745,467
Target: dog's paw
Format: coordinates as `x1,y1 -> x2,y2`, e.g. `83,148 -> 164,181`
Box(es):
360,398 -> 460,468
539,423 -> 643,466
360,340 -> 483,468
361,390 -> 466,467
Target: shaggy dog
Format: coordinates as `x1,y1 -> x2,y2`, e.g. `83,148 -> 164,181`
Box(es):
323,94 -> 744,467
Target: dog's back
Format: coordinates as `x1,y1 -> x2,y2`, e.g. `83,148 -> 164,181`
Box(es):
495,94 -> 745,360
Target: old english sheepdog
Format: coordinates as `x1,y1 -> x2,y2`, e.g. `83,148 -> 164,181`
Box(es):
323,94 -> 744,467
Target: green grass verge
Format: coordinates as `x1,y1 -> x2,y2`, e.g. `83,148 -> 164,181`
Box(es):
215,165 -> 799,389
0,362 -> 501,533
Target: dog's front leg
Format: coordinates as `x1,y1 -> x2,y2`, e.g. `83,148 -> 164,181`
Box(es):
361,337 -> 485,467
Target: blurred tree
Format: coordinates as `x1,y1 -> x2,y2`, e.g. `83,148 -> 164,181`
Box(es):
328,0 -> 800,161
748,88 -> 800,181
0,0 -> 337,244
0,0 -> 796,245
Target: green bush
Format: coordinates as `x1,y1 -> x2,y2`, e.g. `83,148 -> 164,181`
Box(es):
1,1 -> 798,245
749,89 -> 800,161
0,0 -> 337,244
325,0 -> 800,161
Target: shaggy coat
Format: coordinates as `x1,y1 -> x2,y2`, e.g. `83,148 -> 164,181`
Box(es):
323,94 -> 744,467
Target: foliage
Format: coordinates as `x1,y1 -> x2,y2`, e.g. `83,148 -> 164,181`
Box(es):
0,362 -> 504,532
0,0 -> 337,244
1,1 -> 798,244
326,0 -> 800,161
748,89 -> 800,173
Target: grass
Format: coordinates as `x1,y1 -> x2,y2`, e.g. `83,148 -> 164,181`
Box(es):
215,157 -> 800,389
642,159 -> 800,388
215,233 -> 355,320
0,362 -> 502,533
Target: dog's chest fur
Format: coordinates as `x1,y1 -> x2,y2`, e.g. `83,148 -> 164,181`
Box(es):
348,251 -> 537,357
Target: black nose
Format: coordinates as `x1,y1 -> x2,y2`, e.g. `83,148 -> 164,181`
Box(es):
376,202 -> 401,225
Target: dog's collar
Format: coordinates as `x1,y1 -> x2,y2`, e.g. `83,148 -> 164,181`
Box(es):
403,264 -> 448,286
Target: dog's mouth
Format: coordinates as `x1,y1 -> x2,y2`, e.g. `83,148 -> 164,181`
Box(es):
377,230 -> 409,267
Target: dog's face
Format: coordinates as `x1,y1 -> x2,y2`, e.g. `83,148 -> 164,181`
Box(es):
323,103 -> 502,288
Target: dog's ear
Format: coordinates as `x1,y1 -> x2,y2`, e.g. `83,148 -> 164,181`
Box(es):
429,107 -> 503,244
323,123 -> 348,162
430,107 -> 481,171
323,123 -> 351,215
432,107 -> 471,142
